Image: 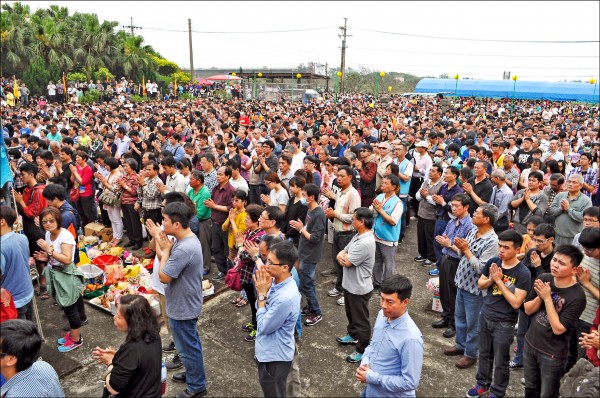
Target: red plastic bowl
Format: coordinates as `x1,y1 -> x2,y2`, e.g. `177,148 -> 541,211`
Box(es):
91,254 -> 121,271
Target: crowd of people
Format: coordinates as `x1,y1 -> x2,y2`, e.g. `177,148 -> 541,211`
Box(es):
1,82 -> 599,398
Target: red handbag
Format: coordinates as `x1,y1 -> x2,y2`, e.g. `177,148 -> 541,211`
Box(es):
225,265 -> 243,292
1,288 -> 18,323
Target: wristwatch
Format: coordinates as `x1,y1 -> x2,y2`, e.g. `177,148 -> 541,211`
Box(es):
258,294 -> 267,302
252,254 -> 260,261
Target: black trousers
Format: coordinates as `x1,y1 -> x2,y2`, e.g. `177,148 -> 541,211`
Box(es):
63,295 -> 86,329
243,282 -> 257,329
332,232 -> 355,292
257,360 -> 292,398
344,290 -> 373,354
121,203 -> 143,244
439,254 -> 460,328
76,195 -> 96,227
144,208 -> 163,225
417,217 -> 436,261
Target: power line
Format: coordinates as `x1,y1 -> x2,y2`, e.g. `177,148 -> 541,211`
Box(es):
350,27 -> 600,44
133,26 -> 336,34
350,47 -> 600,59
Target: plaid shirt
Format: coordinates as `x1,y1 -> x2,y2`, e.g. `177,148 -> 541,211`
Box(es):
454,227 -> 499,295
568,167 -> 598,198
138,175 -> 162,211
441,215 -> 473,259
237,229 -> 266,284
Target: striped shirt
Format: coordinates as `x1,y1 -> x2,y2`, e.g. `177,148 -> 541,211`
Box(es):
0,361 -> 64,397
333,185 -> 362,232
455,227 -> 499,295
579,255 -> 600,324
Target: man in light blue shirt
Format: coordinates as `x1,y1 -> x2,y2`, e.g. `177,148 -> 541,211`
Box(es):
254,240 -> 301,397
356,275 -> 423,397
1,319 -> 65,398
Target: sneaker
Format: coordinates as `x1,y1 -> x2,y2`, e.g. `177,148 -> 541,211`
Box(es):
212,272 -> 226,281
346,351 -> 363,363
466,384 -> 488,397
244,329 -> 256,342
414,255 -> 426,262
301,306 -> 311,316
304,314 -> 323,326
162,340 -> 176,353
337,297 -> 345,306
57,332 -> 71,345
423,260 -> 434,267
509,360 -> 523,369
320,268 -> 336,277
428,268 -> 440,276
328,288 -> 343,297
57,336 -> 83,352
241,323 -> 255,332
336,334 -> 358,345
165,354 -> 183,370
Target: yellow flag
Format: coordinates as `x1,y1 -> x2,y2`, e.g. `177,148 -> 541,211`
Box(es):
13,78 -> 20,100
142,75 -> 146,96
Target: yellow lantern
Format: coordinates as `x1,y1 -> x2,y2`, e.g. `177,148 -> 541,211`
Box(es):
296,73 -> 302,79
387,86 -> 392,92
453,74 -> 459,80
232,72 -> 236,76
257,72 -> 263,78
379,71 -> 386,77
590,78 -> 597,85
512,75 -> 518,81
336,71 -> 342,77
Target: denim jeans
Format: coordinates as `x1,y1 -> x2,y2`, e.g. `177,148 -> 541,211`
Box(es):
524,342 -> 566,398
169,317 -> 207,393
475,317 -> 515,398
291,267 -> 303,338
513,309 -> 531,365
372,242 -> 397,288
398,197 -> 408,240
454,288 -> 482,359
299,261 -> 321,316
433,218 -> 448,268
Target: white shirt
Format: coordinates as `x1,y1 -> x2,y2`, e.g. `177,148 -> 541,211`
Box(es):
114,135 -> 131,159
166,171 -> 187,193
45,228 -> 76,267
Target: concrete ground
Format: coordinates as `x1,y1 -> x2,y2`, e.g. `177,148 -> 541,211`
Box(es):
40,221 -> 526,397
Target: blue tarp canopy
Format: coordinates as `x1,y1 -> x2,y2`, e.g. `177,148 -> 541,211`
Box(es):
415,78 -> 599,102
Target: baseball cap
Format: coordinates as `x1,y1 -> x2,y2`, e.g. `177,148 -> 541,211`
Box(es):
415,141 -> 429,148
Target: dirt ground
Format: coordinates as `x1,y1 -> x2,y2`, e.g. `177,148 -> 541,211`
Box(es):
40,222 -> 526,397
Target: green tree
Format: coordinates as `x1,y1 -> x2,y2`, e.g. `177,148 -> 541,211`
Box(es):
71,12 -> 118,81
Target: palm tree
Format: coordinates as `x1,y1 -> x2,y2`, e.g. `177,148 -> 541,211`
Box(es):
71,12 -> 118,80
113,30 -> 155,81
0,2 -> 36,73
29,7 -> 74,72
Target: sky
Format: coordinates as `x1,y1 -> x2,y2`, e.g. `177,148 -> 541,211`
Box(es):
19,1 -> 600,82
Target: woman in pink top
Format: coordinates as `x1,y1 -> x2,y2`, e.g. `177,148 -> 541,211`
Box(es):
70,150 -> 95,226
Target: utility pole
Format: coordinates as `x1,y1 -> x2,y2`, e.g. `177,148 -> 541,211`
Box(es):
325,62 -> 329,94
188,19 -> 195,84
122,17 -> 141,36
338,18 -> 350,94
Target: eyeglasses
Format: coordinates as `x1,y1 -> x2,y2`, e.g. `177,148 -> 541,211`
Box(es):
42,219 -> 56,225
266,258 -> 286,266
378,147 -> 388,150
